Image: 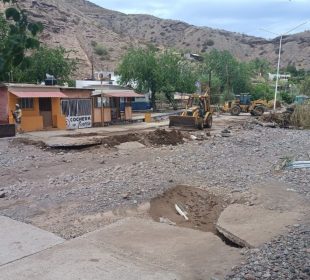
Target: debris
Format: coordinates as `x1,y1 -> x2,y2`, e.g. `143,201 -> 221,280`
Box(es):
159,217 -> 176,226
175,203 -> 189,220
122,192 -> 131,199
190,135 -> 197,140
288,161 -> 310,169
253,119 -> 277,128
221,129 -> 232,137
274,158 -> 291,171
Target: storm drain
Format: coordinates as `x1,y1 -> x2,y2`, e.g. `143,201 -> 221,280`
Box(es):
150,185 -> 243,247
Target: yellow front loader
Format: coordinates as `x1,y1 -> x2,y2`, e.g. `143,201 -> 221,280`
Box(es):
169,94 -> 213,130
222,94 -> 268,116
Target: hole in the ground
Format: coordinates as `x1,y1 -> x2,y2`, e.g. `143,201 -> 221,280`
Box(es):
150,185 -> 223,234
216,230 -> 244,248
150,185 -> 244,248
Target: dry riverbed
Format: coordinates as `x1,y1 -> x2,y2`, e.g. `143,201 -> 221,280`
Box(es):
0,118 -> 309,279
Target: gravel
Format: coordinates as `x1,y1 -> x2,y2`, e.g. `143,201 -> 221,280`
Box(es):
0,121 -> 309,275
226,223 -> 310,280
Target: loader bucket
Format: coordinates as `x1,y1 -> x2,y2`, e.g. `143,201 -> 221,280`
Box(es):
169,115 -> 197,128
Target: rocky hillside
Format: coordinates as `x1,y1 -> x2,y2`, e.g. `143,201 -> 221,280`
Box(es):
1,0 -> 310,78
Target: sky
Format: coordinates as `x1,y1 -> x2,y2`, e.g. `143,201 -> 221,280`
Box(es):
91,0 -> 310,38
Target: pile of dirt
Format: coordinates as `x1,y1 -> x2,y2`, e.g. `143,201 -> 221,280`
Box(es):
101,133 -> 140,147
150,185 -> 227,233
144,129 -> 184,146
100,129 -> 185,148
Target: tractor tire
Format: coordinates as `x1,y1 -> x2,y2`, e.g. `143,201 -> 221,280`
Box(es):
253,106 -> 264,116
231,106 -> 241,116
204,115 -> 213,128
197,121 -> 204,130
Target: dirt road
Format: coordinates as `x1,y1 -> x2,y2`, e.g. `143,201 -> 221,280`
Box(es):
0,115 -> 309,279
0,115 -> 308,238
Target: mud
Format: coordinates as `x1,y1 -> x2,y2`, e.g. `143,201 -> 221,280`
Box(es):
149,185 -> 227,234
144,129 -> 185,146
101,133 -> 140,147
15,129 -> 186,150
89,129 -> 185,148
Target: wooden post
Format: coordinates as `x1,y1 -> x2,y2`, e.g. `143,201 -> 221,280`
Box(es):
101,93 -> 104,126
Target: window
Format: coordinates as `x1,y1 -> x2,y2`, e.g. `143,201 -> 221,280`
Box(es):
94,97 -> 102,108
20,98 -> 34,109
61,99 -> 91,116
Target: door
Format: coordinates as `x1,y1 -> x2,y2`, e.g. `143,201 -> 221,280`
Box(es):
39,98 -> 52,128
110,97 -> 120,120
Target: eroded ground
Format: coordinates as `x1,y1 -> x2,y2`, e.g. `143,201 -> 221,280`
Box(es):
0,116 -> 309,279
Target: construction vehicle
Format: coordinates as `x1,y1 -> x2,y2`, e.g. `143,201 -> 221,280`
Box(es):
222,93 -> 268,116
169,93 -> 212,129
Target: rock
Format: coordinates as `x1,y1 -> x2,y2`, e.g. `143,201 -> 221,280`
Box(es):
159,217 -> 176,226
0,192 -> 5,198
244,274 -> 256,280
122,192 -> 131,199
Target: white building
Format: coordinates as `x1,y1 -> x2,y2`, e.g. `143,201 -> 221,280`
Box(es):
268,73 -> 291,82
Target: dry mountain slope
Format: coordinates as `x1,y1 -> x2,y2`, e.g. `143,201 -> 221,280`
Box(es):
2,0 -> 310,78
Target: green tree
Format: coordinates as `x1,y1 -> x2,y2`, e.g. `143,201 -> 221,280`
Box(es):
281,91 -> 295,104
13,46 -> 76,84
0,14 -> 9,50
201,50 -> 251,101
117,47 -> 159,109
0,0 -> 43,81
252,83 -> 274,101
157,51 -> 196,108
231,62 -> 252,95
249,58 -> 271,79
300,76 -> 310,96
117,47 -> 197,110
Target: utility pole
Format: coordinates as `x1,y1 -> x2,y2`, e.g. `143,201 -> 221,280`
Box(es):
91,56 -> 95,80
261,21 -> 308,111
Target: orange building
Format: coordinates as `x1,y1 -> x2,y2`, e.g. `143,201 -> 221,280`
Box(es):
0,84 -> 93,132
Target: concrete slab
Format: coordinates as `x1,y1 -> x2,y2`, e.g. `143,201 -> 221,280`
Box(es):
17,121 -> 169,148
216,182 -> 309,248
216,204 -> 302,248
0,218 -> 241,280
0,216 -> 64,266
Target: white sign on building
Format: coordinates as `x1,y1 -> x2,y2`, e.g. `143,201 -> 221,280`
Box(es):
66,115 -> 92,129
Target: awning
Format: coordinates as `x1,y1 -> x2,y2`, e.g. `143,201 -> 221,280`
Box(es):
93,90 -> 144,98
10,90 -> 67,98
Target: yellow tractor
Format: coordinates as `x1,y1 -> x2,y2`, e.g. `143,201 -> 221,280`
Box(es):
223,93 -> 268,116
169,93 -> 212,129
